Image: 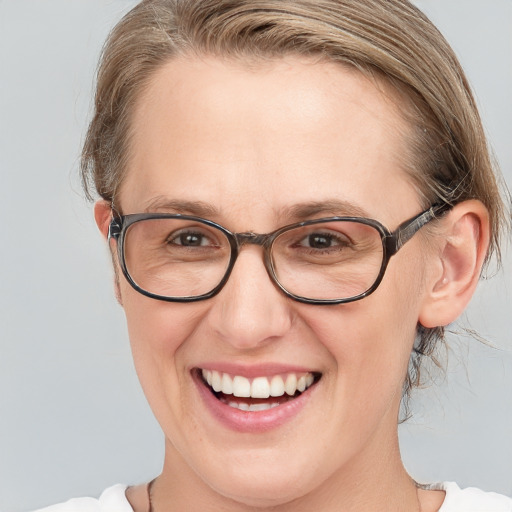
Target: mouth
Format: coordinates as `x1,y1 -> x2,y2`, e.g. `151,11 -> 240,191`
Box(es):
198,369 -> 321,412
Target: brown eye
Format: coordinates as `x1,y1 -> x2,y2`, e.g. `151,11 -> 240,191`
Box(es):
296,231 -> 351,252
173,232 -> 207,246
167,228 -> 218,248
304,233 -> 345,250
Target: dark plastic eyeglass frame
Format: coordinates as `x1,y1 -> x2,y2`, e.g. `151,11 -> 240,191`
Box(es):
108,203 -> 451,305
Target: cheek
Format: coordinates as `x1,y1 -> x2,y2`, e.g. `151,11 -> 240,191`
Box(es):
360,251 -> 426,369
306,249 -> 425,404
308,296 -> 416,384
119,272 -> 206,351
119,283 -> 205,416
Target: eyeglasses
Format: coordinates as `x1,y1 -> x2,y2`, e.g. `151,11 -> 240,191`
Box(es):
107,203 -> 449,305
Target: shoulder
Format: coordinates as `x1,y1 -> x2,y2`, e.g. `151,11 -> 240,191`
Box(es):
32,485 -> 132,512
437,482 -> 512,512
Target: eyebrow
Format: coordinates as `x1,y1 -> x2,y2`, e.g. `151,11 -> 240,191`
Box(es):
142,197 -> 371,222
282,200 -> 371,221
142,197 -> 220,218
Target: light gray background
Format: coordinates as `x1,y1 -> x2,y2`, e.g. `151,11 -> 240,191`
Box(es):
0,1 -> 511,511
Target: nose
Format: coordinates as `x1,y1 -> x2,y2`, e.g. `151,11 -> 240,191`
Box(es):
205,246 -> 293,350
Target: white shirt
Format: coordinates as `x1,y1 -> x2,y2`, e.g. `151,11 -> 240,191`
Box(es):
437,482 -> 512,511
34,482 -> 512,511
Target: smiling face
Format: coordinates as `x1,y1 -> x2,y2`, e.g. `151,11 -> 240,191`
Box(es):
106,56 -> 434,507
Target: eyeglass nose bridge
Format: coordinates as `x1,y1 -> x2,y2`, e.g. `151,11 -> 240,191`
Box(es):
227,231 -> 280,289
233,232 -> 273,248
232,231 -> 277,269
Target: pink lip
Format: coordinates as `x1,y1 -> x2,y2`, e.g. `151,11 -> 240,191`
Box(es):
192,368 -> 318,433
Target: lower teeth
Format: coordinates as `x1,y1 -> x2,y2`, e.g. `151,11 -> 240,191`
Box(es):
222,398 -> 282,411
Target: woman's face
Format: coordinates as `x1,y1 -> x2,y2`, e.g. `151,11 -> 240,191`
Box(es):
111,56 -> 434,505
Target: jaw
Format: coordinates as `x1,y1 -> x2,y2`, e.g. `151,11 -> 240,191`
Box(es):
157,401 -> 411,512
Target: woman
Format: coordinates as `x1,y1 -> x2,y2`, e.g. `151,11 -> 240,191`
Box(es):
38,0 -> 511,510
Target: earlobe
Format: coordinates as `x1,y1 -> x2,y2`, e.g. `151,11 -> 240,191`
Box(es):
94,200 -> 113,240
419,200 -> 490,328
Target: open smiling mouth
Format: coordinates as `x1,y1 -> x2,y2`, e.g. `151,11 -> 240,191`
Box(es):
199,369 -> 321,411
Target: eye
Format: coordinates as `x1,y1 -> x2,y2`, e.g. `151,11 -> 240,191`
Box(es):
297,231 -> 351,251
301,233 -> 348,250
167,228 -> 219,248
171,231 -> 211,247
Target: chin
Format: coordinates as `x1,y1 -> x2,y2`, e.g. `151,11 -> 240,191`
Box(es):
208,470 -> 313,509
200,438 -> 341,508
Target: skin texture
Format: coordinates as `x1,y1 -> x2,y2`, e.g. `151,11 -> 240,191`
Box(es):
95,56 -> 489,512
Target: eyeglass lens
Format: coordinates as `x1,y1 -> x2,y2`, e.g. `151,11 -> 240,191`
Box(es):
122,217 -> 385,301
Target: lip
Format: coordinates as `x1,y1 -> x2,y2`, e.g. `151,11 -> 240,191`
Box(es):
192,365 -> 319,433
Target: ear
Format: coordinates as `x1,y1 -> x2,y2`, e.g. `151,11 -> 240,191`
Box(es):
94,200 -> 124,306
94,200 -> 112,240
418,199 -> 490,328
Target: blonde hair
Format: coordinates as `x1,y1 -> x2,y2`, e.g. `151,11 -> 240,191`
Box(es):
81,0 -> 509,397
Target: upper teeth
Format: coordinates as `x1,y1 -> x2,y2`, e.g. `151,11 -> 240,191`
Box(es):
201,369 -> 315,398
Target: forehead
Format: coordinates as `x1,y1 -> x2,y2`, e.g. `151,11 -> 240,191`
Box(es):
121,55 -> 418,226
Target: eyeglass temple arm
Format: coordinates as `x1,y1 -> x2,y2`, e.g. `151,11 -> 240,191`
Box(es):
385,203 -> 451,256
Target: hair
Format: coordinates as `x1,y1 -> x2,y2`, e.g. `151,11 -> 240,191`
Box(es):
81,0 -> 509,400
